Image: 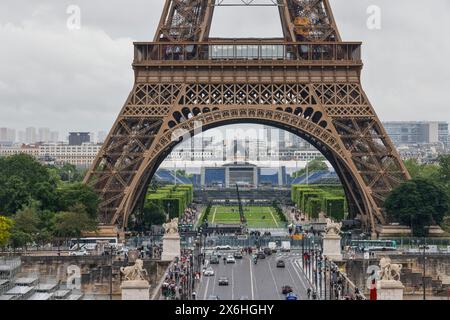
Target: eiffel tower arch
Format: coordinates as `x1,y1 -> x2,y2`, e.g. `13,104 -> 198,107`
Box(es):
84,0 -> 410,236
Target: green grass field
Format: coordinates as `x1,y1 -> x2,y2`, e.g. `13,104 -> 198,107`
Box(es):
209,205 -> 282,228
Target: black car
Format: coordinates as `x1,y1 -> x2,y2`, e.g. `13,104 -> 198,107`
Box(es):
281,285 -> 293,295
210,256 -> 219,264
276,260 -> 286,268
233,252 -> 243,259
218,277 -> 229,286
263,248 -> 272,256
257,252 -> 266,259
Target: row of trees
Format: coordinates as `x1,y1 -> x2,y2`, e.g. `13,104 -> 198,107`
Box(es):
0,154 -> 99,249
384,156 -> 450,236
291,158 -> 328,178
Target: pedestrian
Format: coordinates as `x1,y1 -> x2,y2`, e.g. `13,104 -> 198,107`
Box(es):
307,288 -> 311,299
192,291 -> 197,300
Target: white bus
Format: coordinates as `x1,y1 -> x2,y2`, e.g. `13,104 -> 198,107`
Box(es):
69,237 -> 119,251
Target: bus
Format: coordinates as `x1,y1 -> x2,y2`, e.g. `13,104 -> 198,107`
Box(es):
69,237 -> 119,251
349,240 -> 397,252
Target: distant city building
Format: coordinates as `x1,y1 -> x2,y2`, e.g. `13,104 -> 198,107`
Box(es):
97,131 -> 108,143
37,128 -> 51,143
0,142 -> 101,168
25,127 -> 37,144
0,144 -> 40,158
17,130 -> 25,143
201,163 -> 287,188
384,121 -> 449,148
68,132 -> 91,146
39,143 -> 101,167
0,128 -> 16,145
49,131 -> 59,143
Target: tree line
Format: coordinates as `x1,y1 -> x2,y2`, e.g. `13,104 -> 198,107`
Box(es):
384,156 -> 450,236
0,154 -> 99,249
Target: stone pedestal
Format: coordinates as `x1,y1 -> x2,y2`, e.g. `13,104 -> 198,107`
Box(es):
161,233 -> 181,262
322,233 -> 342,261
378,280 -> 404,300
121,280 -> 150,300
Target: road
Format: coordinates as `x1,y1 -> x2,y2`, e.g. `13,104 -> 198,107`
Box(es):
197,251 -> 310,300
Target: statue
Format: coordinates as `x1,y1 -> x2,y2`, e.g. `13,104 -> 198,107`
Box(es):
379,257 -> 402,281
163,217 -> 179,235
325,218 -> 342,236
120,259 -> 149,281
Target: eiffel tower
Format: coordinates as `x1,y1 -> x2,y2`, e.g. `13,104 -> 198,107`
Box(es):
84,0 -> 410,237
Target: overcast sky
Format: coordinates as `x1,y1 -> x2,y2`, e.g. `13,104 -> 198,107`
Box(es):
0,0 -> 449,138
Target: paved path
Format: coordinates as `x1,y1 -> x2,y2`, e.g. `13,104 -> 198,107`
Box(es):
197,252 -> 309,300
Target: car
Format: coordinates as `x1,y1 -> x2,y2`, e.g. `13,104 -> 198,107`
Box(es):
117,246 -> 130,254
240,296 -> 249,300
233,252 -> 243,259
281,285 -> 293,295
208,295 -> 220,300
203,267 -> 215,276
218,277 -> 229,286
210,256 -> 219,264
276,259 -> 286,268
216,245 -> 231,251
226,255 -> 236,264
263,248 -> 272,256
69,249 -> 89,256
286,293 -> 298,301
257,251 -> 266,259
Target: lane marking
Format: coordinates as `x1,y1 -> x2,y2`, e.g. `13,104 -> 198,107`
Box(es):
267,207 -> 279,228
267,256 -> 282,299
211,207 -> 217,224
249,257 -> 255,300
291,259 -> 308,292
286,262 -> 302,298
203,275 -> 210,300
231,268 -> 235,300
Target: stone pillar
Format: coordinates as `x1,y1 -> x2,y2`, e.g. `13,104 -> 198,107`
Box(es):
121,280 -> 150,300
322,233 -> 342,261
161,233 -> 181,262
378,280 -> 404,300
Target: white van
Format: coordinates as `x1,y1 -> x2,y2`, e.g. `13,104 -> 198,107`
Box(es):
268,242 -> 277,252
281,241 -> 291,252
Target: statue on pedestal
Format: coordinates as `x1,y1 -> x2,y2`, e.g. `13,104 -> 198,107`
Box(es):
163,218 -> 179,235
325,218 -> 342,236
378,257 -> 402,281
120,259 -> 149,281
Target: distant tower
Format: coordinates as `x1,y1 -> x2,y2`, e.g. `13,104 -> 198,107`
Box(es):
69,132 -> 90,146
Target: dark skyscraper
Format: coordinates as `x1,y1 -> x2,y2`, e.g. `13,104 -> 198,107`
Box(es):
69,132 -> 91,146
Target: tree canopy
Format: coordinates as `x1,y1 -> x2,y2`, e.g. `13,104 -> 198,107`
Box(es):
0,154 -> 100,247
0,216 -> 14,247
56,183 -> 99,218
384,178 -> 449,236
292,159 -> 328,178
52,204 -> 98,239
0,154 -> 57,214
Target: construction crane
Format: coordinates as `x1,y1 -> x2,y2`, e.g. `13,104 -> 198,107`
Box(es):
235,184 -> 247,224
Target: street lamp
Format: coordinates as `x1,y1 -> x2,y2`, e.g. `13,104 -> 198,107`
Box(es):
419,244 -> 429,300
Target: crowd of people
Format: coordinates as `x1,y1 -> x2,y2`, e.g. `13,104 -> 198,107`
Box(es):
180,206 -> 198,226
161,249 -> 198,300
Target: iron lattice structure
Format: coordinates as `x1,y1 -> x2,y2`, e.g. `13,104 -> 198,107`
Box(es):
84,0 -> 410,234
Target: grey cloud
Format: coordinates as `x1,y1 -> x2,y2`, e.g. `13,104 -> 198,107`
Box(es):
0,0 -> 449,136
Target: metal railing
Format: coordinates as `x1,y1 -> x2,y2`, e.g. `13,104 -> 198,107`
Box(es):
300,238 -> 366,300
134,41 -> 362,64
